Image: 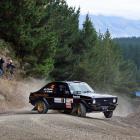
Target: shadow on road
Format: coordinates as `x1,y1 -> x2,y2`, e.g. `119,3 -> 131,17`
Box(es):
0,110 -> 109,122
0,110 -> 59,116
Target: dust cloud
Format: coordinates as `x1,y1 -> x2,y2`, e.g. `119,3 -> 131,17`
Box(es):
106,92 -> 139,117
95,91 -> 139,117
0,78 -> 47,113
114,94 -> 136,117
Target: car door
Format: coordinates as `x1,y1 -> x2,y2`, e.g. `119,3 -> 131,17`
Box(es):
63,84 -> 73,110
52,83 -> 67,109
54,83 -> 73,110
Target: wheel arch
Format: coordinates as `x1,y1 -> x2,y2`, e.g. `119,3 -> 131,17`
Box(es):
42,97 -> 49,107
33,97 -> 49,107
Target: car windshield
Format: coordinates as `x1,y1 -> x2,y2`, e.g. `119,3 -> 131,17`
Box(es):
69,82 -> 94,94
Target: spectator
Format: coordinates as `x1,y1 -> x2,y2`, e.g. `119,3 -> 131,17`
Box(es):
0,57 -> 5,77
6,59 -> 16,80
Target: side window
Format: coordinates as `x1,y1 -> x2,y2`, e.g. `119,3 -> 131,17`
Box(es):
44,83 -> 56,94
57,84 -> 70,95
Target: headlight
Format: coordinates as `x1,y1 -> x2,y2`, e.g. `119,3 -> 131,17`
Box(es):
93,99 -> 96,104
113,98 -> 117,103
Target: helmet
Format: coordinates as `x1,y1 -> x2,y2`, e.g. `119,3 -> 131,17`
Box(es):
9,60 -> 13,63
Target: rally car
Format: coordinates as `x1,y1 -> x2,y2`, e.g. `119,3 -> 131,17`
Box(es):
29,81 -> 118,118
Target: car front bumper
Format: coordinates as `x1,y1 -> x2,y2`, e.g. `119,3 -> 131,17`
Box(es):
87,103 -> 118,112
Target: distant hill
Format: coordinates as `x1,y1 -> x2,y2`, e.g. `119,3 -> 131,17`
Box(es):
80,15 -> 140,38
114,37 -> 140,46
114,37 -> 140,70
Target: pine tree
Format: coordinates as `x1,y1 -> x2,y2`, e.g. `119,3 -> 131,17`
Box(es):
0,0 -> 58,77
49,0 -> 80,80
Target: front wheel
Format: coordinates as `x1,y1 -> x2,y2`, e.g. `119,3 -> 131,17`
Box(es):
77,103 -> 86,117
35,100 -> 48,114
104,111 -> 113,118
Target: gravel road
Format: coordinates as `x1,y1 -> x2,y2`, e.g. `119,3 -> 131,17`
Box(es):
0,110 -> 140,140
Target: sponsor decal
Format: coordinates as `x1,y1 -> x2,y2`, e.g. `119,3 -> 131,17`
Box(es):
54,98 -> 63,103
66,99 -> 73,103
44,88 -> 53,93
66,98 -> 73,109
73,95 -> 80,99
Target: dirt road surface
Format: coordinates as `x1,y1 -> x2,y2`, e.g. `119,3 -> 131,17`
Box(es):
0,110 -> 140,140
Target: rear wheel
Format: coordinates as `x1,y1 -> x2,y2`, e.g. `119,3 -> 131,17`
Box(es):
36,100 -> 48,114
77,103 -> 86,117
104,111 -> 113,118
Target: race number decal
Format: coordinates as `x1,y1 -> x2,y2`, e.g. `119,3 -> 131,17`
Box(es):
66,98 -> 73,109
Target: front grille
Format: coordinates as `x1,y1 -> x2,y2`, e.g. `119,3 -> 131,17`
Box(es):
95,98 -> 113,106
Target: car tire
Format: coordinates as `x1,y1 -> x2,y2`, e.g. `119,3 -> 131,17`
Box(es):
104,111 -> 113,118
77,103 -> 86,117
36,100 -> 48,114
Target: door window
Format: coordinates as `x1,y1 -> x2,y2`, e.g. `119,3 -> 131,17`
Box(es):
56,83 -> 70,96
57,84 -> 66,95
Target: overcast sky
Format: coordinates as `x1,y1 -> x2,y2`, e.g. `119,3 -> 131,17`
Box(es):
66,0 -> 140,20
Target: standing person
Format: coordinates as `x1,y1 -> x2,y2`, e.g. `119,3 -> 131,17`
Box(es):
0,57 -> 5,77
6,59 -> 16,80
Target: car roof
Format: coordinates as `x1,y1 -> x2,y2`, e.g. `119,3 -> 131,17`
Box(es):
65,81 -> 83,84
42,81 -> 84,88
55,81 -> 83,84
